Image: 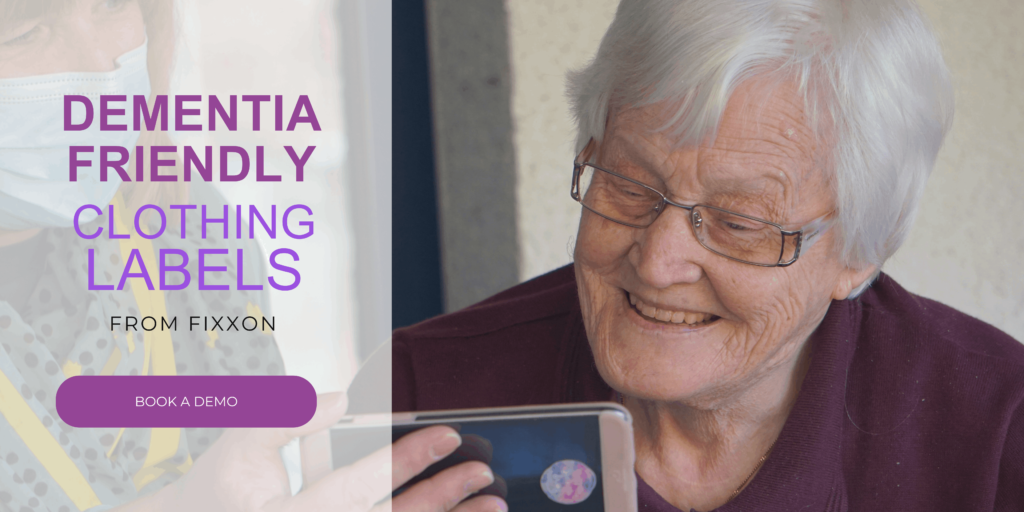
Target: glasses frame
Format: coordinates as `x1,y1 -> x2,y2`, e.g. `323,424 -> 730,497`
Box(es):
571,159 -> 833,268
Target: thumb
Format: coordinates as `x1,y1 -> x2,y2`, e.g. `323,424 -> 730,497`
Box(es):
249,392 -> 349,449
289,392 -> 349,437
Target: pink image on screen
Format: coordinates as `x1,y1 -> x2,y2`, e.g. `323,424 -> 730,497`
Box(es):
540,459 -> 597,505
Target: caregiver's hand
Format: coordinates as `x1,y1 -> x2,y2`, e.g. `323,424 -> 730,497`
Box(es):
382,426 -> 507,512
118,393 -> 505,512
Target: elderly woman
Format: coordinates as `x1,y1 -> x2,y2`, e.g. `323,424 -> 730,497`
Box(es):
353,0 -> 1024,511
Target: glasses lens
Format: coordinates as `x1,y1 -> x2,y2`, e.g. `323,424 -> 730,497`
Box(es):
692,205 -> 785,265
577,164 -> 662,227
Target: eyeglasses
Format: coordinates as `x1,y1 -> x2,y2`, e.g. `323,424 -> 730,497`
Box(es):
570,158 -> 833,267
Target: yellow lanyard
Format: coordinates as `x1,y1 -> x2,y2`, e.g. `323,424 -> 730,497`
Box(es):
1,192 -> 193,510
108,191 -> 193,491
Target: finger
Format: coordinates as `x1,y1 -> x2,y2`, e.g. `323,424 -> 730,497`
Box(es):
452,494 -> 508,512
286,392 -> 349,438
484,474 -> 508,499
300,430 -> 332,485
369,495 -> 509,512
287,425 -> 463,511
247,392 -> 349,449
391,461 -> 495,512
457,434 -> 494,464
287,441 -> 394,511
391,425 -> 461,489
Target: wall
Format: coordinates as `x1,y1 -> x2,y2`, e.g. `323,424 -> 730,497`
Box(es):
175,0 -> 359,391
426,0 -> 521,312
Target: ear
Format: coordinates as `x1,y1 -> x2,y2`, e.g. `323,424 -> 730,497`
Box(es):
832,264 -> 879,301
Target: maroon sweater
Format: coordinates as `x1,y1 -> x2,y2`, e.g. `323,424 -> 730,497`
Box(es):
356,265 -> 1024,511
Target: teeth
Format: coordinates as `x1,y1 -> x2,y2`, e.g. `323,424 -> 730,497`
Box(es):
640,303 -> 657,318
629,293 -> 714,325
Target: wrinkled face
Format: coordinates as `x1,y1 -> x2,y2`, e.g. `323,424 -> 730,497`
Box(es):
575,78 -> 867,406
0,0 -> 145,78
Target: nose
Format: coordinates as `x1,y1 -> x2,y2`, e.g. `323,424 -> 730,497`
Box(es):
631,206 -> 705,288
61,23 -> 119,73
49,8 -> 130,73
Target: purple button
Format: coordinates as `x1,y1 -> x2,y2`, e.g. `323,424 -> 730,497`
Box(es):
56,376 -> 316,428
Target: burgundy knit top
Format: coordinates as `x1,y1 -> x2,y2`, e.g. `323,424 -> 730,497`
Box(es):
355,265 -> 1024,511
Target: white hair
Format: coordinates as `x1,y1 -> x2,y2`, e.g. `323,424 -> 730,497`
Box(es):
567,0 -> 954,296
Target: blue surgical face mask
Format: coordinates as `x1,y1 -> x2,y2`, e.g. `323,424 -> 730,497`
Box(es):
0,39 -> 151,230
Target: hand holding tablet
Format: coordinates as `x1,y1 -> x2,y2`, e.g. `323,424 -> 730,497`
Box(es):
306,403 -> 638,511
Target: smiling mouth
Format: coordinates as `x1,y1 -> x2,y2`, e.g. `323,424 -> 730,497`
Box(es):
627,292 -> 720,326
